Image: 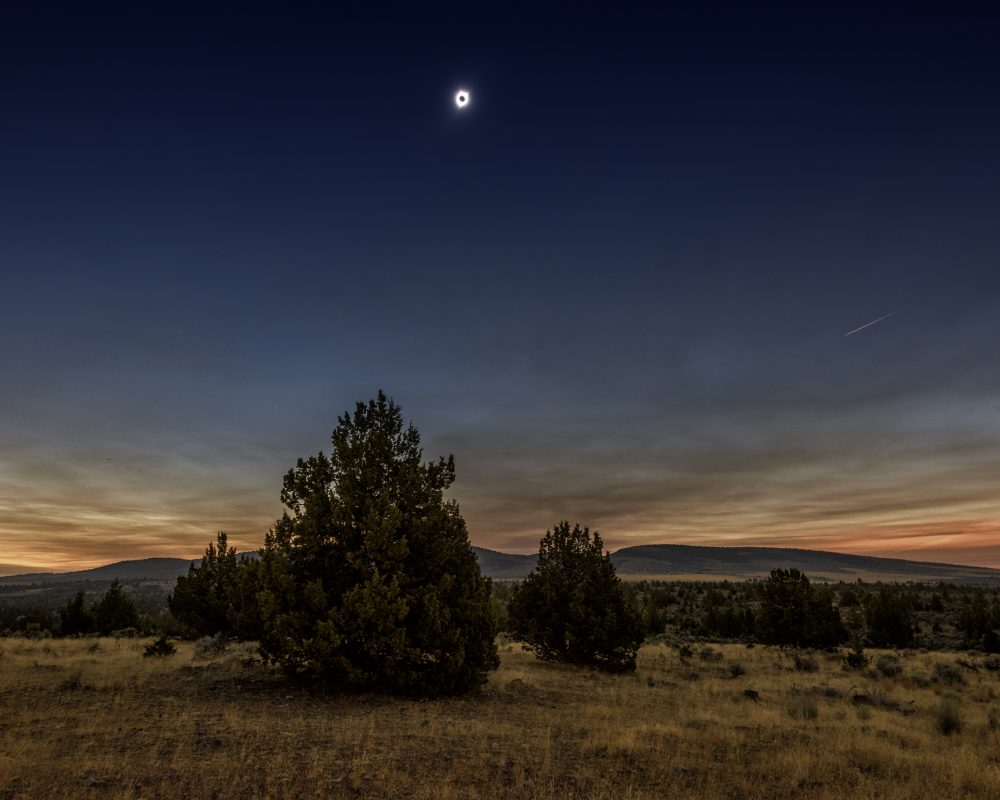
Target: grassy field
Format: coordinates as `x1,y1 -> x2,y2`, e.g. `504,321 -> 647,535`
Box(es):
2,637 -> 1000,799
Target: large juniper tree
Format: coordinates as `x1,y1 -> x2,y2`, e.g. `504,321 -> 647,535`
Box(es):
257,391 -> 498,695
508,521 -> 644,672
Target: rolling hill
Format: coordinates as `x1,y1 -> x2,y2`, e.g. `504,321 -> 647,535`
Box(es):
0,558 -> 195,585
2,545 -> 998,587
607,544 -> 1000,582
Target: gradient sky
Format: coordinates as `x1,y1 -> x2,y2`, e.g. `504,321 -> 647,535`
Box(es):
2,5 -> 999,572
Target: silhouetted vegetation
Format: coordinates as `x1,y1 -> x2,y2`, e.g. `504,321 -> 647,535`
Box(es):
90,580 -> 140,635
865,585 -> 915,647
143,635 -> 177,657
256,391 -> 498,695
507,521 -> 644,672
957,589 -> 1000,651
58,590 -> 90,636
48,581 -> 141,637
756,568 -> 846,648
168,532 -> 260,640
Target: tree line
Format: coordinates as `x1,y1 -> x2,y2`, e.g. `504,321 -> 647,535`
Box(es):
7,392 -> 1000,696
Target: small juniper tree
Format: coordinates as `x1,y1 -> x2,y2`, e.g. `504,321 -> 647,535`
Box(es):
865,585 -> 914,648
91,580 -> 140,635
169,532 -> 260,639
257,391 -> 498,695
507,521 -> 644,672
756,568 -> 846,648
59,590 -> 92,636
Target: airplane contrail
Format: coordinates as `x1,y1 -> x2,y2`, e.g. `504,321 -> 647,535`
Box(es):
843,308 -> 904,337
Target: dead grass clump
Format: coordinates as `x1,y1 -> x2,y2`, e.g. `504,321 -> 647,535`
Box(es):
143,637 -> 177,658
844,643 -> 869,670
988,707 -> 1000,732
57,669 -> 87,692
193,633 -> 229,660
793,652 -> 819,672
936,694 -> 963,735
933,662 -> 966,686
876,655 -> 903,678
786,696 -> 819,721
850,686 -> 907,714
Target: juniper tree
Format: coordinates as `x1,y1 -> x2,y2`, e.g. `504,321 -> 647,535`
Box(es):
59,590 -> 92,636
91,580 -> 140,635
169,532 -> 260,639
756,568 -> 846,648
257,391 -> 498,695
865,585 -> 914,648
507,521 -> 644,672
169,532 -> 239,637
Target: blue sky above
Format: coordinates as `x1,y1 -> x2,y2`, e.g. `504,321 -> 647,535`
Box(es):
2,5 -> 999,570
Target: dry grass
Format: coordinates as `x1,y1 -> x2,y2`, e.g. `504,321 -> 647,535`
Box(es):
2,638 -> 1000,798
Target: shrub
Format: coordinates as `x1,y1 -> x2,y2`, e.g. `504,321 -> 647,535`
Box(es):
193,633 -> 229,660
699,647 -> 723,662
143,636 -> 177,658
787,697 -> 819,721
876,655 -> 903,678
936,695 -> 962,735
844,639 -> 869,670
793,653 -> 819,672
729,662 -> 746,678
932,662 -> 965,686
58,669 -> 85,692
988,707 -> 1000,732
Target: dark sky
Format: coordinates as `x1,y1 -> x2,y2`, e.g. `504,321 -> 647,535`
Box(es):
2,5 -> 999,571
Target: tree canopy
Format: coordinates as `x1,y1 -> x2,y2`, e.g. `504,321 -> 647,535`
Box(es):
756,568 -> 846,648
508,521 -> 644,672
257,391 -> 498,695
168,532 -> 261,640
90,580 -> 140,635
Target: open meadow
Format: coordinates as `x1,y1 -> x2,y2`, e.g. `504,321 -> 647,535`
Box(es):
2,637 -> 1000,799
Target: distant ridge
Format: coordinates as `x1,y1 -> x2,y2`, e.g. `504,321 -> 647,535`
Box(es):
470,547 -> 536,579
0,558 -> 195,585
2,544 -> 998,586
607,544 -> 1000,582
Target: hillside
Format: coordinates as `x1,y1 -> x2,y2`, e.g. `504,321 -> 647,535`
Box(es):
608,544 -> 1000,582
470,547 -> 536,578
0,558 -> 195,586
2,544 -> 999,588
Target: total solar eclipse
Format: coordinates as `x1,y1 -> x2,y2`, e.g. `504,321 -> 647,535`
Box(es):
455,89 -> 470,109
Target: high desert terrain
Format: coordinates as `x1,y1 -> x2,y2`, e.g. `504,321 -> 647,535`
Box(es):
2,636 -> 999,799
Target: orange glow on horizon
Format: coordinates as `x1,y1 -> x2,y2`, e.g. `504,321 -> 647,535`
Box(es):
4,514 -> 1000,575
